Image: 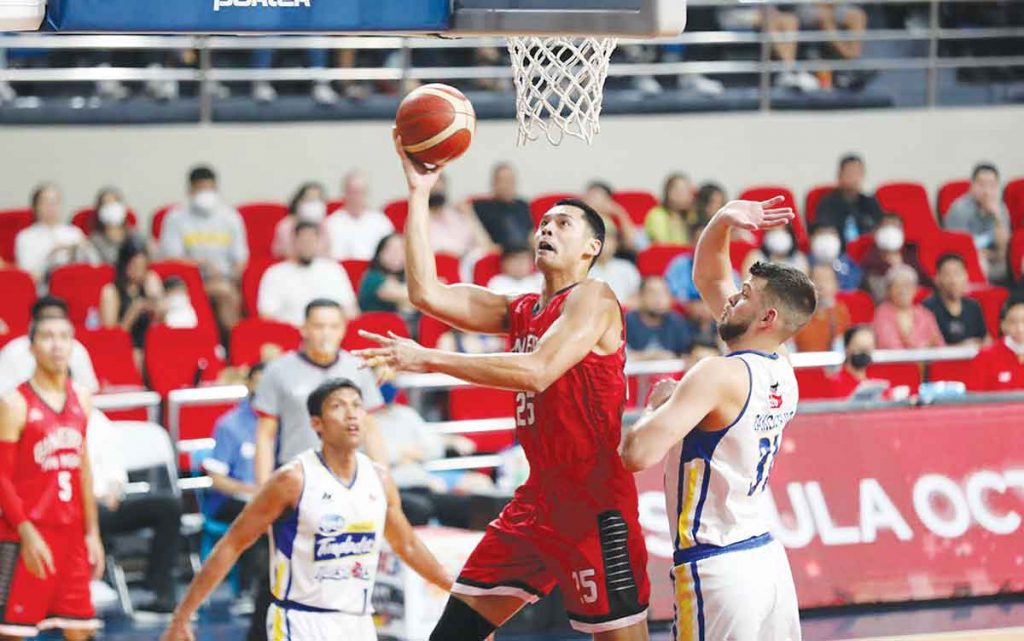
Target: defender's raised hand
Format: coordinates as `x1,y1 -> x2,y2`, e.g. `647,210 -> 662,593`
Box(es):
716,195 -> 795,232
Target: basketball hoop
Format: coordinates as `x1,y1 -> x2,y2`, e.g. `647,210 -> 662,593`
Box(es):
506,36 -> 617,146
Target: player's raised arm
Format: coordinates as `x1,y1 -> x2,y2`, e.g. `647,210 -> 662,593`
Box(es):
394,131 -> 511,334
620,357 -> 747,472
355,279 -> 619,393
693,196 -> 795,317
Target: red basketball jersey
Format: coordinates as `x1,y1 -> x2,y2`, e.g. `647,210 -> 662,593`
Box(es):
6,380 -> 88,530
508,284 -> 627,475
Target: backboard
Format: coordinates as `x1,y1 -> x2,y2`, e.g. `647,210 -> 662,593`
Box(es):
450,0 -> 686,38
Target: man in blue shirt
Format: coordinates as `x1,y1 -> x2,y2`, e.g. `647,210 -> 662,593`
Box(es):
626,276 -> 693,360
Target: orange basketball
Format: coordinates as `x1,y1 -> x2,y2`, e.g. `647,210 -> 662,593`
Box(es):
395,83 -> 475,167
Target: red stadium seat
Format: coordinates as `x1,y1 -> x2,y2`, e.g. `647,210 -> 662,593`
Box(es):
435,253 -> 461,284
1004,177 -> 1024,230
867,362 -> 921,392
418,314 -> 451,349
341,259 -> 371,292
739,186 -> 808,251
845,234 -> 874,264
794,367 -> 834,400
729,240 -> 759,272
341,312 -> 411,351
874,182 -> 939,243
0,209 -> 34,264
928,360 -> 974,386
916,230 -> 986,285
913,286 -> 932,305
70,207 -> 138,235
150,260 -> 218,332
150,204 -> 177,240
612,190 -> 658,226
77,328 -> 143,389
237,202 -> 288,261
0,269 -> 37,346
472,252 -> 502,286
529,193 -> 576,227
144,325 -> 225,396
383,199 -> 409,232
241,258 -> 280,317
178,402 -> 238,447
326,199 -> 345,215
1010,230 -> 1024,283
837,290 -> 875,324
229,318 -> 300,366
937,180 -> 970,219
448,386 -> 516,453
804,185 -> 834,226
637,245 -> 691,277
967,285 -> 1009,338
48,264 -> 114,327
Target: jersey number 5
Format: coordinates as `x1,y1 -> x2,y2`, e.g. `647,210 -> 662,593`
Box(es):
515,391 -> 535,428
58,470 -> 74,502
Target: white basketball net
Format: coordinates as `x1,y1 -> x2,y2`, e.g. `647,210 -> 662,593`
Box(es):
507,36 -> 617,146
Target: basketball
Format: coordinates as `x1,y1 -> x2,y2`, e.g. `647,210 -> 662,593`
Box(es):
395,83 -> 476,167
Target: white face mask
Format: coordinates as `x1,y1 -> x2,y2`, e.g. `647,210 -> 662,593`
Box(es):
811,233 -> 841,263
97,202 -> 127,227
763,230 -> 793,256
191,190 -> 219,213
297,200 -> 327,223
167,292 -> 191,311
1006,336 -> 1024,356
875,225 -> 905,252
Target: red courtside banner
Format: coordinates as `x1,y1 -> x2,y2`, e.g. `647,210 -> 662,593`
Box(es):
635,401 -> 1024,620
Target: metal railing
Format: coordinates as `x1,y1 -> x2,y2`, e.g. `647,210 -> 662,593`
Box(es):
1,0 -> 1022,121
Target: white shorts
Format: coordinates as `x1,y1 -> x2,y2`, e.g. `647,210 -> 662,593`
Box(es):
266,603 -> 376,641
672,534 -> 800,641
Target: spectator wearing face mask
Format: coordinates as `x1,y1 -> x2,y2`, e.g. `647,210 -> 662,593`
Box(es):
944,163 -> 1011,282
873,264 -> 945,350
922,254 -> 988,347
825,324 -> 890,398
625,276 -> 693,360
807,224 -> 862,291
88,187 -> 145,265
258,222 -> 358,327
859,213 -> 929,303
744,226 -> 809,276
969,297 -> 1024,391
159,165 -> 248,331
794,264 -> 851,352
162,277 -> 199,329
326,170 -> 394,261
271,182 -> 332,260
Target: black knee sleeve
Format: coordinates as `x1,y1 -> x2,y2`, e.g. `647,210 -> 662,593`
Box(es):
429,596 -> 497,641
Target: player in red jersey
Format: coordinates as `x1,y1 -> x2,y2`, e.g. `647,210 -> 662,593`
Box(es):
0,309 -> 104,640
355,133 -> 650,641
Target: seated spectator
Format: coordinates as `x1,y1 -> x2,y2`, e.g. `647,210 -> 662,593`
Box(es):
860,213 -> 930,303
873,265 -> 945,349
589,222 -> 641,307
685,299 -> 719,348
825,324 -> 890,398
814,154 -> 885,243
626,276 -> 693,360
100,237 -> 166,369
969,296 -> 1024,391
162,277 -> 200,329
798,3 -> 870,90
794,264 -> 851,352
744,226 -> 809,275
473,162 -> 535,251
694,182 -> 726,231
159,165 -> 247,331
427,173 -> 494,258
88,187 -> 145,265
923,254 -> 988,347
16,183 -> 90,282
250,48 -> 339,104
717,3 -> 820,91
645,173 -> 699,245
258,222 -> 358,326
485,244 -> 543,296
808,223 -> 862,291
326,170 -> 394,261
666,252 -> 741,303
583,181 -> 645,254
201,363 -> 264,591
944,163 -> 1010,282
0,296 -> 98,394
88,409 -> 182,613
271,182 -> 332,260
358,233 -> 413,313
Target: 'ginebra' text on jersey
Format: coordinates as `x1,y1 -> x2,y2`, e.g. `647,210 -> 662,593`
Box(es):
32,427 -> 84,471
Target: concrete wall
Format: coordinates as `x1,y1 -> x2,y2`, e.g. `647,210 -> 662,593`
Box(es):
1,105 -> 1022,226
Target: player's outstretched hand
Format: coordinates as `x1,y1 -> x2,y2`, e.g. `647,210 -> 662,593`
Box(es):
716,195 -> 795,232
160,618 -> 195,641
17,522 -> 55,579
646,378 -> 678,412
354,330 -> 431,374
393,128 -> 442,194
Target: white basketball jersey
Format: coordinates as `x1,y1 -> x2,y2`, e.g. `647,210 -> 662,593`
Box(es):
665,350 -> 798,554
270,450 -> 387,614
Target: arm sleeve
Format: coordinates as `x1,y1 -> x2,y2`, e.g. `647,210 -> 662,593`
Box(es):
0,442 -> 28,529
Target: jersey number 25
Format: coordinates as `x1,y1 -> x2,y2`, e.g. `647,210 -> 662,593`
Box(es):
515,391 -> 536,428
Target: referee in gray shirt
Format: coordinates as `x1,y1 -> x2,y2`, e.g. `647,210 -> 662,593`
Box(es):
252,298 -> 386,484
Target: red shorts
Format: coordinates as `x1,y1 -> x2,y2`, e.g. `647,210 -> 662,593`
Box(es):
0,524 -> 98,638
453,478 -> 650,633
